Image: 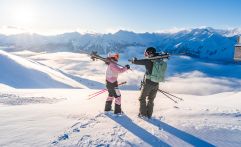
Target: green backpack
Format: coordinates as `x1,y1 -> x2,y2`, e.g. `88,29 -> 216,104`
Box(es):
146,60 -> 167,83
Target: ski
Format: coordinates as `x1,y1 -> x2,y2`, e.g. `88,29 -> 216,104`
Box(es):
104,111 -> 125,117
90,51 -> 107,62
145,54 -> 170,60
128,53 -> 170,62
90,51 -> 126,68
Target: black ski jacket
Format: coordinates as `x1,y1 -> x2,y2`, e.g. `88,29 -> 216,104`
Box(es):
132,58 -> 159,86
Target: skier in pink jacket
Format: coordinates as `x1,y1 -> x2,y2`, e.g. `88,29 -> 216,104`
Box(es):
104,53 -> 130,114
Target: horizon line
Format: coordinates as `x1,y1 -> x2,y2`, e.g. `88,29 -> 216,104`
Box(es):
0,26 -> 241,36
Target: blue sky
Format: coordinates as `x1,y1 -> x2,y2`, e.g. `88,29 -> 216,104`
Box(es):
0,0 -> 241,35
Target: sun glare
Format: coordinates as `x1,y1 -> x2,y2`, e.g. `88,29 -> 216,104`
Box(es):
12,5 -> 35,26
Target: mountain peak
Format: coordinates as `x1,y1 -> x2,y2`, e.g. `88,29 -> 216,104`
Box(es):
114,30 -> 135,35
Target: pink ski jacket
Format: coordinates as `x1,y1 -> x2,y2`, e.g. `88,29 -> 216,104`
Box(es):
106,62 -> 127,83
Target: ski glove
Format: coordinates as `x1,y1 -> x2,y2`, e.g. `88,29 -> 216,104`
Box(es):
105,57 -> 111,65
132,57 -> 137,63
125,64 -> 130,69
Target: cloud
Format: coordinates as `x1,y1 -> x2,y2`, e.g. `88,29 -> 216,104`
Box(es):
161,71 -> 241,95
104,26 -> 133,34
117,68 -> 241,95
156,27 -> 191,34
0,25 -> 29,35
5,26 -> 26,30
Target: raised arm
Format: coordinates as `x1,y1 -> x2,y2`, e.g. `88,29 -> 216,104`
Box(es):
132,58 -> 149,65
110,63 -> 128,73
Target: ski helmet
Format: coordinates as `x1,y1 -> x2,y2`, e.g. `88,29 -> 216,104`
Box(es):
108,53 -> 120,61
144,47 -> 156,57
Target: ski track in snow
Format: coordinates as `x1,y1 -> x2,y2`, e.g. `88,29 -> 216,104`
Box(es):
0,93 -> 66,105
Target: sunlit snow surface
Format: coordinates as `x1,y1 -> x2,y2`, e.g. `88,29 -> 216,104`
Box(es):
0,50 -> 240,147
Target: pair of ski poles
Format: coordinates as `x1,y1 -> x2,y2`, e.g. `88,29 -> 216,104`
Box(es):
158,89 -> 183,103
88,81 -> 183,104
88,81 -> 127,99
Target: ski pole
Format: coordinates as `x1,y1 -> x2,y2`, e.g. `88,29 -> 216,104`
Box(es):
88,89 -> 108,99
89,88 -> 107,97
88,81 -> 127,99
88,89 -> 108,98
158,89 -> 178,103
89,81 -> 127,97
159,89 -> 183,101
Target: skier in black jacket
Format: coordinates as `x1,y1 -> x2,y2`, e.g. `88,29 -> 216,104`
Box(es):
131,47 -> 167,118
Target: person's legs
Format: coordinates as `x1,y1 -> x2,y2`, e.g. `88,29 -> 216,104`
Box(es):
138,83 -> 151,116
104,82 -> 116,111
104,96 -> 114,111
114,87 -> 122,114
147,85 -> 158,118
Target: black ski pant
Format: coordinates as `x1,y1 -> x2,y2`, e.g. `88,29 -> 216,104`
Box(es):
139,82 -> 159,118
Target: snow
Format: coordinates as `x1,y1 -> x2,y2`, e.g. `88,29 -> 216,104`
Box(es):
11,50 -> 43,57
0,89 -> 240,146
0,51 -> 241,147
0,83 -> 14,89
0,50 -> 86,89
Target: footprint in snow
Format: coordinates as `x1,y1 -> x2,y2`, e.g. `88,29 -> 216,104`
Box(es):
173,106 -> 179,109
58,133 -> 69,141
51,133 -> 69,145
51,113 -> 105,145
77,135 -> 92,146
73,128 -> 80,132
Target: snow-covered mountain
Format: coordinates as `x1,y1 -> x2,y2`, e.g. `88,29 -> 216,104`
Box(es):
0,27 -> 240,61
0,50 -> 86,88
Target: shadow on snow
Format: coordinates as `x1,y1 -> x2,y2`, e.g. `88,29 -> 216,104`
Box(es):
146,118 -> 215,147
105,113 -> 170,147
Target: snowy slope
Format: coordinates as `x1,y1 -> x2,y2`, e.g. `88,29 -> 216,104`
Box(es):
0,51 -> 241,147
0,89 -> 240,147
0,50 -> 86,88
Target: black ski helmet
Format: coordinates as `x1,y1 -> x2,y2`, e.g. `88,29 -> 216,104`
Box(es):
144,47 -> 156,56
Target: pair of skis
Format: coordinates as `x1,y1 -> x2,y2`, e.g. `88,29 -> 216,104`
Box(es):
90,51 -> 170,68
90,51 -> 127,68
88,81 -> 127,99
128,53 -> 170,62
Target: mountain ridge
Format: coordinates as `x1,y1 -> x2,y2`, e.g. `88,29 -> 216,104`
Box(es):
0,27 -> 240,61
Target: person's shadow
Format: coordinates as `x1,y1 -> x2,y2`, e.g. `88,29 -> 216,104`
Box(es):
146,118 -> 215,147
105,113 -> 171,147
